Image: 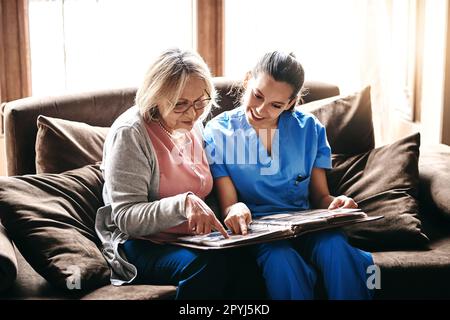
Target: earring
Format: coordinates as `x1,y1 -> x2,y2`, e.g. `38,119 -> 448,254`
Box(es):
149,106 -> 159,119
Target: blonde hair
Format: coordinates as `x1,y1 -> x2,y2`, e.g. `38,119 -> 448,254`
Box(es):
135,48 -> 217,122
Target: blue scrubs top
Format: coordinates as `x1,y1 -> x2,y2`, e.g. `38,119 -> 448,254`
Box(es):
203,106 -> 331,217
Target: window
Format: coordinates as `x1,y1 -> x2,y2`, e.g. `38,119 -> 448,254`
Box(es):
28,0 -> 194,96
225,0 -> 364,94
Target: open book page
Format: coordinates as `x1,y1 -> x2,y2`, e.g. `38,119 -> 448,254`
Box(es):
140,224 -> 287,247
251,208 -> 368,228
143,208 -> 383,250
174,224 -> 289,248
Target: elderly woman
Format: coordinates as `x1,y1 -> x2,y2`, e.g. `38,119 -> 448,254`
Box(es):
95,48 -> 230,300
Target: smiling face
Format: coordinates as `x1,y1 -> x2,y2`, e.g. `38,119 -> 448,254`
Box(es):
158,76 -> 209,132
243,73 -> 296,130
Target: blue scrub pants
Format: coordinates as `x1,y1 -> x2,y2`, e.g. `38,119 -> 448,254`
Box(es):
250,230 -> 375,300
122,239 -> 230,300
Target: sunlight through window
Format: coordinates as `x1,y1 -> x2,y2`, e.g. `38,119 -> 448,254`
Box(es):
29,0 -> 194,96
225,0 -> 364,94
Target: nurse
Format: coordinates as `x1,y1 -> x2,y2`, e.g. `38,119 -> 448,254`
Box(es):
204,51 -> 374,300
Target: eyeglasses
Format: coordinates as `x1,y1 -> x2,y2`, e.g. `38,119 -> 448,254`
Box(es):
172,91 -> 212,114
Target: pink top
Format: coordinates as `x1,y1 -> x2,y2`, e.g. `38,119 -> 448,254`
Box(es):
145,120 -> 213,200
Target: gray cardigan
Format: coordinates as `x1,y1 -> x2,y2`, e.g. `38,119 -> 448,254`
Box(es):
95,106 -> 190,286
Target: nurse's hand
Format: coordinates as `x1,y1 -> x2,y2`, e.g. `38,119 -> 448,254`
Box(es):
328,195 -> 358,210
185,194 -> 229,238
224,202 -> 252,235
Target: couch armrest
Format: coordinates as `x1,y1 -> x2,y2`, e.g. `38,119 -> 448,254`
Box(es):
419,144 -> 450,220
2,88 -> 137,176
0,221 -> 18,293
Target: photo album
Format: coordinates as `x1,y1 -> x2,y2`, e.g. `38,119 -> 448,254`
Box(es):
145,208 -> 383,250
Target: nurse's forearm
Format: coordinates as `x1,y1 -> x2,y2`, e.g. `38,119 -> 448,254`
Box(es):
315,194 -> 334,209
214,176 -> 239,219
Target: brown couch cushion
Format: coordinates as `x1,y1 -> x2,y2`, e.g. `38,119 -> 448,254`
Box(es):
0,222 -> 17,293
419,144 -> 450,221
80,284 -> 176,300
300,86 -> 375,155
327,133 -> 429,251
0,164 -> 110,292
372,236 -> 450,299
36,115 -> 109,174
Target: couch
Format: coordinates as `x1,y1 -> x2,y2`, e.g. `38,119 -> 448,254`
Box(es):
1,78 -> 450,300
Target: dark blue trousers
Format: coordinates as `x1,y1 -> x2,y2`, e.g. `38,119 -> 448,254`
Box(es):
122,239 -> 232,299
249,230 -> 375,300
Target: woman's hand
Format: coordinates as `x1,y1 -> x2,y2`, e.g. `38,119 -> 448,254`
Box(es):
328,195 -> 358,210
162,221 -> 192,235
224,202 -> 252,235
185,194 -> 229,238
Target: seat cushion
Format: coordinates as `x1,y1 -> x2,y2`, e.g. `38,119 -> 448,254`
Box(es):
1,247 -> 70,299
0,244 -> 176,300
35,115 -> 109,174
372,236 -> 450,299
80,284 -> 176,300
0,164 -> 110,292
327,133 -> 429,251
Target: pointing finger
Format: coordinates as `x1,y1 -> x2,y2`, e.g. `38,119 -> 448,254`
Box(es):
212,217 -> 229,239
239,217 -> 248,235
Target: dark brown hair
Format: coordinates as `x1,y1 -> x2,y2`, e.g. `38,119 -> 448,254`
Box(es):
250,51 -> 305,110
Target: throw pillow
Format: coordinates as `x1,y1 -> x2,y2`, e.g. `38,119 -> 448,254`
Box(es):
300,86 -> 375,155
327,133 -> 430,251
36,115 -> 109,174
0,164 -> 110,291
